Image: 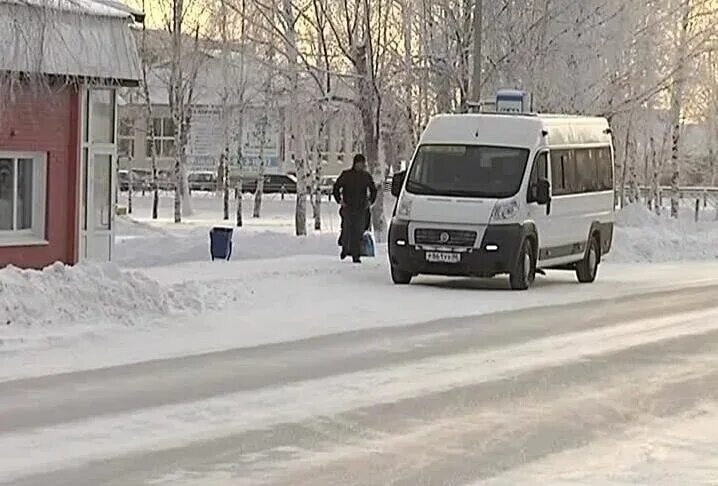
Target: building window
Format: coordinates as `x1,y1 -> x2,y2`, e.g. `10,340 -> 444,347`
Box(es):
118,117 -> 135,159
0,153 -> 47,244
90,90 -> 115,144
147,117 -> 176,157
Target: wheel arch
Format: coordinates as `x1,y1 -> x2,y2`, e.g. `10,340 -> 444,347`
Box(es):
521,221 -> 539,256
588,220 -> 614,257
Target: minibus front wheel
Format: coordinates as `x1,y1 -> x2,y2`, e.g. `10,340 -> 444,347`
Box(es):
509,238 -> 536,291
391,265 -> 413,285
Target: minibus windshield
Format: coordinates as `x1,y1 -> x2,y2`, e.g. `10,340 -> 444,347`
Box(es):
405,145 -> 530,198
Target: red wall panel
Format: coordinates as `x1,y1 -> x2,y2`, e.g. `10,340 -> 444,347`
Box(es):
0,85 -> 80,269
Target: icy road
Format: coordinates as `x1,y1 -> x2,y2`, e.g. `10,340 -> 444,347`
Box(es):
2,281 -> 718,485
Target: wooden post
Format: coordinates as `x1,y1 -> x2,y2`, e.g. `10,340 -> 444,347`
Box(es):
704,190 -> 708,208
695,198 -> 700,222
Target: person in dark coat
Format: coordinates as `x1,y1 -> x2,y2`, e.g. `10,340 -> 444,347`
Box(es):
333,154 -> 378,263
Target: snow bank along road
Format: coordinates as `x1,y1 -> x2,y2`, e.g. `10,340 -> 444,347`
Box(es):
2,283 -> 718,485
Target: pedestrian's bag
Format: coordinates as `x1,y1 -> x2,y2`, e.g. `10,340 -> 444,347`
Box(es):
360,232 -> 375,257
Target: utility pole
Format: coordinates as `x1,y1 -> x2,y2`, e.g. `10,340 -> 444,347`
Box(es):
471,0 -> 482,103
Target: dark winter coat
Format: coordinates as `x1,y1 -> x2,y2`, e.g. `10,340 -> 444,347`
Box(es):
332,168 -> 378,212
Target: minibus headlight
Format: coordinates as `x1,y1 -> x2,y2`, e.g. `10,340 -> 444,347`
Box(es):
397,198 -> 413,220
491,199 -> 520,221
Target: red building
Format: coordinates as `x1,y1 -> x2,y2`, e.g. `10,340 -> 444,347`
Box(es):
0,0 -> 141,269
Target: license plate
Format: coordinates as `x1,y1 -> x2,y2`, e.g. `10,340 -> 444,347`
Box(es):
425,252 -> 461,264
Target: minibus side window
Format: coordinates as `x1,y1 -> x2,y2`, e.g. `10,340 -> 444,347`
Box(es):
527,152 -> 548,203
551,151 -> 567,195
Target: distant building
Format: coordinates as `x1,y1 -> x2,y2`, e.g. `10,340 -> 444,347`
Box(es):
0,0 -> 141,268
118,46 -> 362,180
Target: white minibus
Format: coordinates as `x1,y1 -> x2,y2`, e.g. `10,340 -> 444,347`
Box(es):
389,113 -> 614,290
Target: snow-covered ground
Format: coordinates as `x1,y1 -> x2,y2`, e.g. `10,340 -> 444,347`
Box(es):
2,193 -> 718,484
2,194 -> 718,380
484,404 -> 718,485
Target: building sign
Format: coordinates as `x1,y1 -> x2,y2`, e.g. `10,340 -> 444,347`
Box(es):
240,111 -> 280,171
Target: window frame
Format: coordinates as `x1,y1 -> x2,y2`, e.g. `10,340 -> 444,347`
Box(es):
146,116 -> 176,158
117,117 -> 135,160
527,151 -> 549,203
405,144 -> 531,199
0,151 -> 48,247
549,144 -> 613,196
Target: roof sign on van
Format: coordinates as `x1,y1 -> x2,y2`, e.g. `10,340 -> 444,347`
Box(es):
496,89 -> 529,113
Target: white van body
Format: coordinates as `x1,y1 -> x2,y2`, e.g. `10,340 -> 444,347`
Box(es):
388,113 -> 615,289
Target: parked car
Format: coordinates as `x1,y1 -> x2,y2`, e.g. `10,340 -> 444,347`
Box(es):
118,170 -> 130,192
188,171 -> 217,191
236,174 -> 298,194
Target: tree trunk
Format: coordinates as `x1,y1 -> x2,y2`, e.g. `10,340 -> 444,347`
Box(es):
362,115 -> 385,239
401,0 -> 416,145
355,44 -> 386,241
173,158 -> 181,223
170,0 -> 183,223
618,119 -> 632,209
470,0 -> 482,103
219,141 -> 230,220
127,167 -> 133,214
180,158 -> 193,217
223,161 -> 230,220
670,0 -> 691,219
179,112 -> 194,218
140,9 -> 159,220
152,164 -> 159,220
313,154 -> 322,231
253,160 -> 264,218
294,155 -> 307,236
649,137 -> 658,211
236,179 -> 243,227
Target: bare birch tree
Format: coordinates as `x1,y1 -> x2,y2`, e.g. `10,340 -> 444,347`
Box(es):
669,0 -> 692,218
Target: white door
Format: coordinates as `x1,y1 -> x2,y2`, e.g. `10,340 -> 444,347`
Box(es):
81,151 -> 115,260
79,89 -> 117,262
526,151 -> 552,260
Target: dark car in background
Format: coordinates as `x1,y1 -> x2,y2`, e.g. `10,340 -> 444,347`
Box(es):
320,176 -> 338,196
188,171 -> 217,191
234,174 -> 298,194
118,170 -> 130,191
119,169 -> 152,192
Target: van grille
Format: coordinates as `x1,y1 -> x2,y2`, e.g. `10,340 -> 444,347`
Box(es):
415,228 -> 477,247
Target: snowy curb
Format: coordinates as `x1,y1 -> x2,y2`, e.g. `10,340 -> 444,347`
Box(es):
0,262 -> 216,328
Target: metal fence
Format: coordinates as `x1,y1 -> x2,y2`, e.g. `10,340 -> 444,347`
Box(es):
624,186 -> 718,221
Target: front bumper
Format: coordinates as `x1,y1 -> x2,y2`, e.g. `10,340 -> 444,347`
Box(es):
388,220 -> 525,277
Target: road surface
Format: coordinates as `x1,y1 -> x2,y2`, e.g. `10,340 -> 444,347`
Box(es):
2,283 -> 718,485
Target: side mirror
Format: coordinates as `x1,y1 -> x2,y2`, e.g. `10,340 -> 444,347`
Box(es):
535,178 -> 551,205
391,171 -> 406,197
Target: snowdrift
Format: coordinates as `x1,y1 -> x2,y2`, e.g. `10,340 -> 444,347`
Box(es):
0,262 -> 224,327
609,204 -> 718,263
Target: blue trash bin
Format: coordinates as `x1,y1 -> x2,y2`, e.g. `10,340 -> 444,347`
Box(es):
210,227 -> 233,261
